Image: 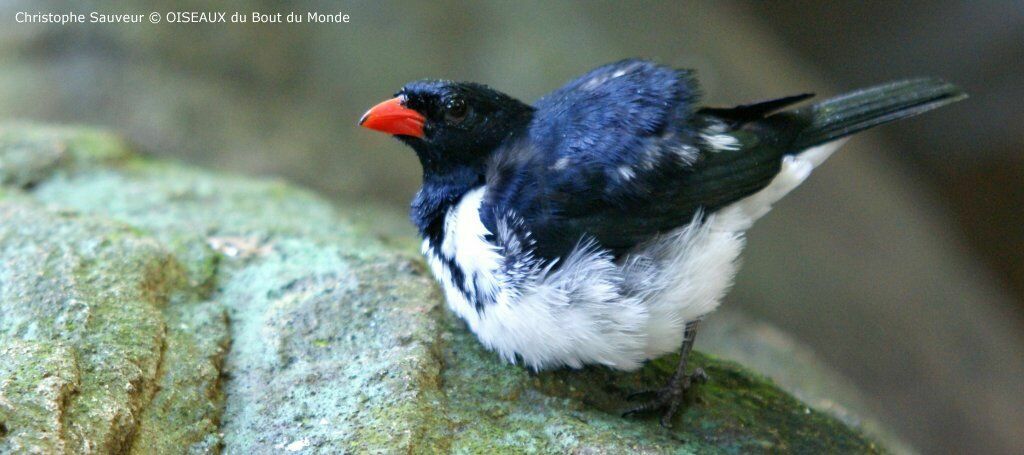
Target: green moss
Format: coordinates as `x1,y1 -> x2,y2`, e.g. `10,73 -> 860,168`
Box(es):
0,123 -> 132,187
0,126 -> 229,452
0,340 -> 79,453
129,301 -> 229,454
0,201 -> 170,452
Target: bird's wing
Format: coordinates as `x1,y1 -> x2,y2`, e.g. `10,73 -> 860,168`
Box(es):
481,60 -> 805,261
483,70 -> 966,263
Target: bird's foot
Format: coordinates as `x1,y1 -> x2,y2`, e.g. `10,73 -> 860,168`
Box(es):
622,368 -> 708,428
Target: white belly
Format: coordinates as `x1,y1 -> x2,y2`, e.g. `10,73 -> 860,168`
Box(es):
424,142 -> 844,371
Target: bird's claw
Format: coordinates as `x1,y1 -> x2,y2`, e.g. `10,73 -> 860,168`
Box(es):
622,368 -> 708,428
625,389 -> 657,402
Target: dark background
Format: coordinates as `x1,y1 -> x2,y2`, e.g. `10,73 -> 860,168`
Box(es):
1,1 -> 1021,453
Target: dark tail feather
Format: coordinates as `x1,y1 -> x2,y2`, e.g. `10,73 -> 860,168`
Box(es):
788,78 -> 967,150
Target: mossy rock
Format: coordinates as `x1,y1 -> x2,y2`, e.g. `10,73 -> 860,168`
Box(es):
0,123 -> 883,453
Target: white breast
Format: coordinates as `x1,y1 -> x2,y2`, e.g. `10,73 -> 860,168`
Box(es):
424,187 -> 650,371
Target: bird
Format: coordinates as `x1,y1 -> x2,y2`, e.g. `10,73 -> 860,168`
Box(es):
358,59 -> 965,427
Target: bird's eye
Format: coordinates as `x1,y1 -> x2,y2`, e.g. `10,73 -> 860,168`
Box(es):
445,98 -> 468,123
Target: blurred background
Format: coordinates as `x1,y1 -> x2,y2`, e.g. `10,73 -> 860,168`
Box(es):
1,1 -> 1021,453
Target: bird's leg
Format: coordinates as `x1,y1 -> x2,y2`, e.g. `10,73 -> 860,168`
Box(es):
623,319 -> 708,428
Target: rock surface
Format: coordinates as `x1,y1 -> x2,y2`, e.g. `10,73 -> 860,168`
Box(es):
0,124 -> 883,453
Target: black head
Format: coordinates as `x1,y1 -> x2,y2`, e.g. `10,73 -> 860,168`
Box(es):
361,80 -> 533,175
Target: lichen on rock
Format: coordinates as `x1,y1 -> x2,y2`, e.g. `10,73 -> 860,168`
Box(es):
0,123 -> 885,453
